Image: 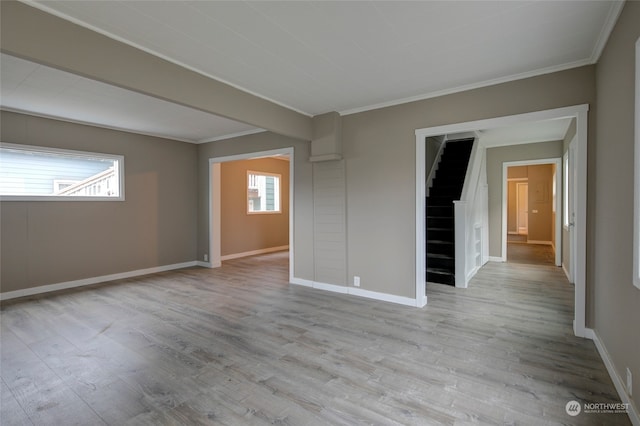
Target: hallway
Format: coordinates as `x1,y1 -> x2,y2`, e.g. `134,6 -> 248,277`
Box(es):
507,241 -> 556,266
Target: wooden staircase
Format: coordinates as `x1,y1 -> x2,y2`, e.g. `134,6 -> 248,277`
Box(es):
426,138 -> 474,286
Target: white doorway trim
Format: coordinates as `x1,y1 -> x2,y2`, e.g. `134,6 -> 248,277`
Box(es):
415,104 -> 588,337
516,181 -> 529,235
207,147 -> 295,283
501,158 -> 562,266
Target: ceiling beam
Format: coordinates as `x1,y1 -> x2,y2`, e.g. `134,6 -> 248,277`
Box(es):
0,1 -> 312,141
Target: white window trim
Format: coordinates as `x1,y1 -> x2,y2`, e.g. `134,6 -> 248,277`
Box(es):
246,170 -> 281,214
0,142 -> 125,201
633,37 -> 640,289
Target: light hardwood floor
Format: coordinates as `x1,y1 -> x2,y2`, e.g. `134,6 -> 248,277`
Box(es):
1,252 -> 630,425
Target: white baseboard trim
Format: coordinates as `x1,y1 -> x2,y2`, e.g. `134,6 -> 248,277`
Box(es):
458,265 -> 480,288
290,277 -> 314,287
488,256 -> 505,262
349,287 -> 418,306
313,281 -> 349,294
0,261 -> 198,301
290,278 -> 419,307
585,328 -> 640,425
562,263 -> 572,283
527,240 -> 552,245
220,245 -> 289,261
196,261 -> 212,268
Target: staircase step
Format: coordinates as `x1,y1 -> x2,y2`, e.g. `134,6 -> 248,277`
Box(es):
427,253 -> 454,270
427,196 -> 455,206
426,216 -> 453,228
426,268 -> 455,286
426,240 -> 454,255
427,205 -> 453,217
427,228 -> 454,242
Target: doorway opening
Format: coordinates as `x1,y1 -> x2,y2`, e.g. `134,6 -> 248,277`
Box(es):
415,104 -> 588,337
207,148 -> 294,282
504,160 -> 561,267
502,158 -> 562,266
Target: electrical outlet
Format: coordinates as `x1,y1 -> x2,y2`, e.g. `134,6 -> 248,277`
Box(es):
204,254 -> 208,262
627,368 -> 633,396
353,276 -> 360,287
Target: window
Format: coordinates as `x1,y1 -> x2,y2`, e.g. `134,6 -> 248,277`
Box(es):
563,152 -> 569,229
0,143 -> 124,201
247,171 -> 280,214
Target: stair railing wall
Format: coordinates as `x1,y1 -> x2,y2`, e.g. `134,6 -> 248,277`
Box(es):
454,135 -> 489,287
425,135 -> 446,197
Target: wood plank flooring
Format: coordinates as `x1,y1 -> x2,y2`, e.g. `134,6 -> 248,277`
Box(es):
507,242 -> 556,266
1,252 -> 630,425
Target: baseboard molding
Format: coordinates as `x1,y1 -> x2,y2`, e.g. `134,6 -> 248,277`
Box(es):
562,263 -> 572,283
313,281 -> 348,294
488,256 -> 505,262
585,328 -> 640,425
220,245 -> 289,261
460,265 -> 481,288
527,240 -> 552,245
290,278 -> 419,307
349,287 -> 418,306
0,261 -> 198,301
196,261 -> 213,268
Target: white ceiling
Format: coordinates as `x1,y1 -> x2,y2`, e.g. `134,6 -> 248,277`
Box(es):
479,118 -> 573,148
1,1 -> 623,142
0,53 -> 261,143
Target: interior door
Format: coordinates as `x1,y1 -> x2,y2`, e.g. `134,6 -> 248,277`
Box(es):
517,182 -> 528,235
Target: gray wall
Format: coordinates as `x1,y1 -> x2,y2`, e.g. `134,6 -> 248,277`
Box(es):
342,65 -> 595,299
0,111 -> 198,293
197,132 -> 314,282
593,1 -> 640,407
486,142 -> 563,257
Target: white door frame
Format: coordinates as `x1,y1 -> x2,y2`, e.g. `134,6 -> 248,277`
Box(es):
564,136 -> 578,283
415,104 -> 588,337
516,181 -> 529,235
207,147 -> 295,282
501,158 -> 562,266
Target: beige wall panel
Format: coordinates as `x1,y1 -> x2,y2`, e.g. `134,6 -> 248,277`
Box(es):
527,164 -> 554,242
0,111 -> 198,293
593,1 -> 640,407
507,165 -> 528,179
220,158 -> 289,256
313,160 -> 347,286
